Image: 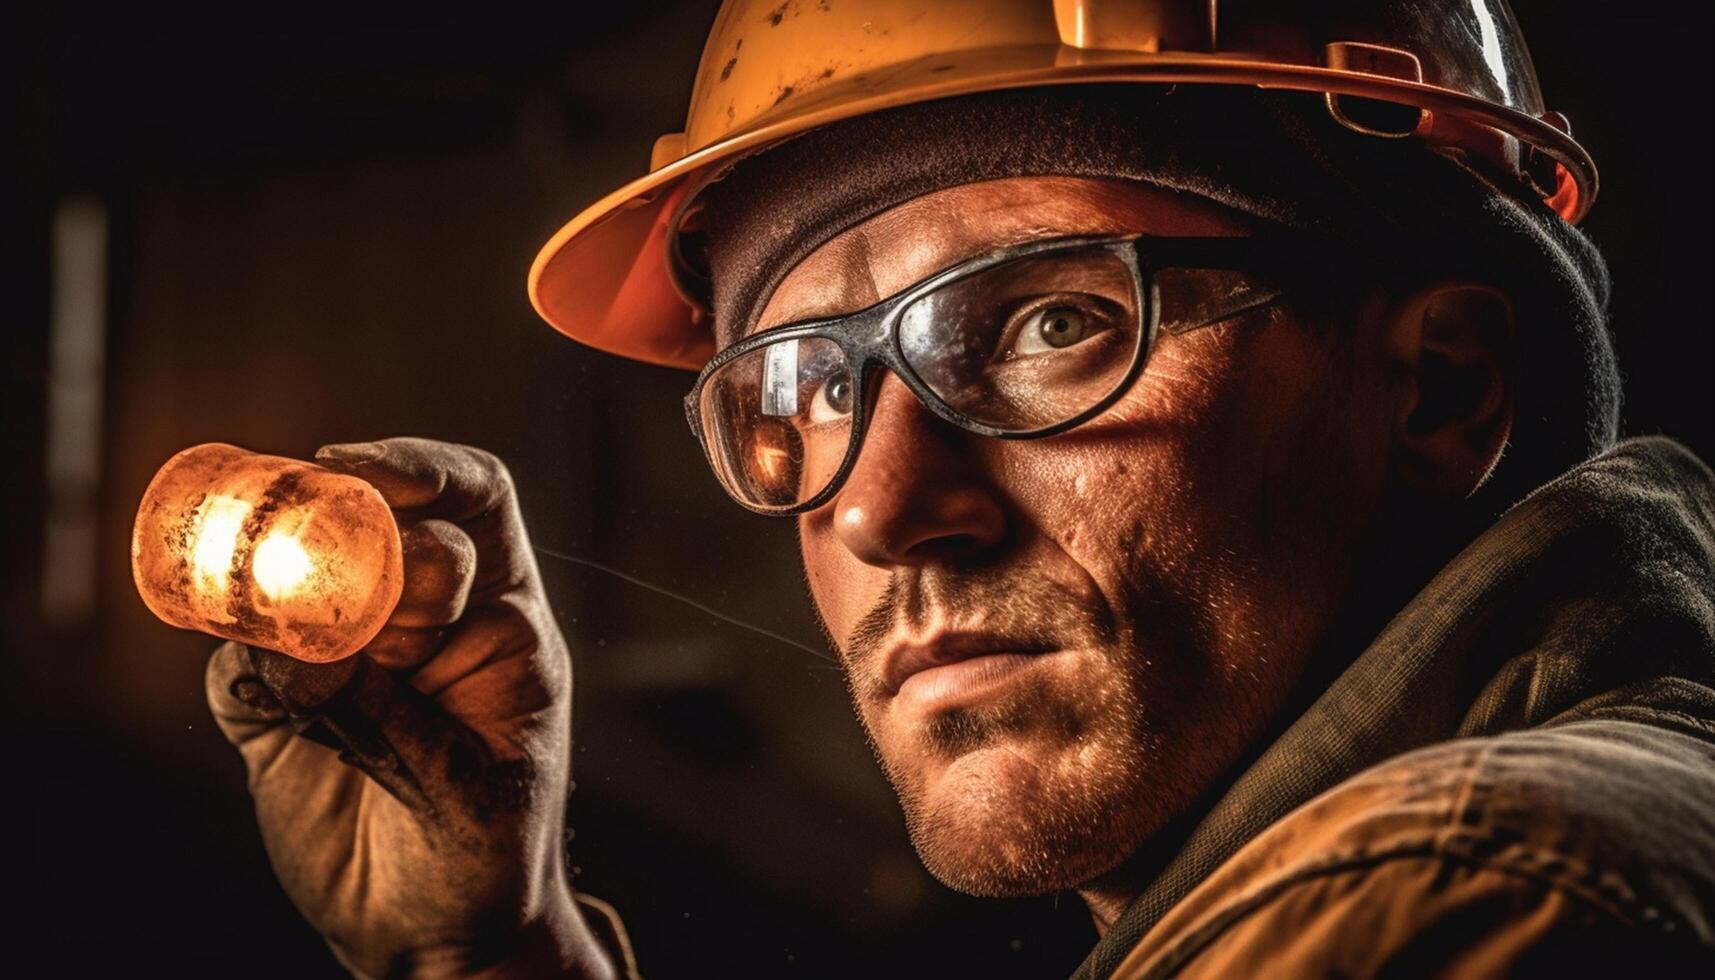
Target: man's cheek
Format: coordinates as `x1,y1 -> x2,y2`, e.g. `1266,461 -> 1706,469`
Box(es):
1011,437 -> 1198,573
797,522 -> 875,646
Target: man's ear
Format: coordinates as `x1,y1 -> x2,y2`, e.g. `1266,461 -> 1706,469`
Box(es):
1384,282 -> 1516,498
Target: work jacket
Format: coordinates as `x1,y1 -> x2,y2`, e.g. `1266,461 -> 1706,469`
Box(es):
585,437 -> 1715,977
1078,436 -> 1715,977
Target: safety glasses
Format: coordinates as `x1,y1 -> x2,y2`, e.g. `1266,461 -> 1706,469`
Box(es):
685,233 -> 1303,516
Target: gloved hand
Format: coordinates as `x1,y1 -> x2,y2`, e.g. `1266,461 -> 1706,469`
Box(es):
204,437 -> 618,979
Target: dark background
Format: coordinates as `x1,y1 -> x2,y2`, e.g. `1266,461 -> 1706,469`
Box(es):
4,4 -> 1709,977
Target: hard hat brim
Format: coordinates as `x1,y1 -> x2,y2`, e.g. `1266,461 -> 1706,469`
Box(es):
528,51 -> 1596,372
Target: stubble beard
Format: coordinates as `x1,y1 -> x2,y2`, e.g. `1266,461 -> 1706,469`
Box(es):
835,572 -> 1191,898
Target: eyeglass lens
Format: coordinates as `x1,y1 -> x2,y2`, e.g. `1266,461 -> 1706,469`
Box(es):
897,246 -> 1142,430
698,336 -> 854,509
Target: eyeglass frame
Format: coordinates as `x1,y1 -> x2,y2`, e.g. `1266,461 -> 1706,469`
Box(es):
683,232 -> 1311,517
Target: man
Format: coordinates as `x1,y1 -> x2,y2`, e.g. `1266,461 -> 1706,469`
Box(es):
204,2 -> 1715,976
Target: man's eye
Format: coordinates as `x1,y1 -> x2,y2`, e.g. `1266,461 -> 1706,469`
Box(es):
808,369 -> 855,424
1009,301 -> 1104,357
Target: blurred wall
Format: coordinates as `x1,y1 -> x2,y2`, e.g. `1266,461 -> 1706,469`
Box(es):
4,5 -> 1709,977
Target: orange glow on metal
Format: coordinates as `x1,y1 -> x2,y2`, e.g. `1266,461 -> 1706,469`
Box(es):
252,529 -> 315,601
131,444 -> 404,663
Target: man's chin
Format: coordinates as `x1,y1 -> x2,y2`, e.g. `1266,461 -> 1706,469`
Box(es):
899,738 -> 1147,897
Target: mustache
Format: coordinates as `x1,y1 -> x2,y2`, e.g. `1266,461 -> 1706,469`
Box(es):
842,569 -> 1118,678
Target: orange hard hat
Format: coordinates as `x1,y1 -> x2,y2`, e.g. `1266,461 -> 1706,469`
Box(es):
528,0 -> 1596,371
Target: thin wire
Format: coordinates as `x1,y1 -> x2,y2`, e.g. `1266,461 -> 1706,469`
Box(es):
532,545 -> 838,664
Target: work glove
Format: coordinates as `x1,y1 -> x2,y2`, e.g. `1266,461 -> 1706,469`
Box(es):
203,437 -> 624,979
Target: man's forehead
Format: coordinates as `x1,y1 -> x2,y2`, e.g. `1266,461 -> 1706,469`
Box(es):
745,176 -> 1250,337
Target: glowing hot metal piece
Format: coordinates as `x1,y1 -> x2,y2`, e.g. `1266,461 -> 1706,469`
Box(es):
131,443 -> 404,663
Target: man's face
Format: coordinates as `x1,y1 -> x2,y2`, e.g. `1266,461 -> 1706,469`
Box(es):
746,176 -> 1396,896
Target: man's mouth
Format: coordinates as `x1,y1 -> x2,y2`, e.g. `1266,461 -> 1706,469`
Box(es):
881,632 -> 1058,709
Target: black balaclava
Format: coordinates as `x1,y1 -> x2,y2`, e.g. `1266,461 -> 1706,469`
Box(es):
690,84 -> 1620,505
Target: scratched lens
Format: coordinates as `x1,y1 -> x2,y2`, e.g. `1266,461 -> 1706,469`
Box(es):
698,336 -> 852,510
897,246 -> 1143,431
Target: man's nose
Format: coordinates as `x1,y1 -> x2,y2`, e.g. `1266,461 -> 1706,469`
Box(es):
828,372 -> 1007,567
